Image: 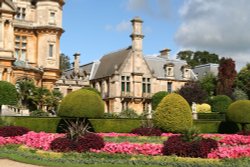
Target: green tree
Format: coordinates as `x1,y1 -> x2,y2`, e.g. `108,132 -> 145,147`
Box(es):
0,81 -> 19,112
16,79 -> 35,108
177,50 -> 219,68
30,87 -> 51,110
199,73 -> 217,96
151,91 -> 169,110
217,57 -> 237,97
46,89 -> 63,112
60,53 -> 71,71
235,63 -> 250,99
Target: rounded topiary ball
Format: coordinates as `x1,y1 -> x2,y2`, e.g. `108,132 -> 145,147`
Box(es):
226,100 -> 250,124
58,89 -> 104,118
153,93 -> 193,133
209,95 -> 232,113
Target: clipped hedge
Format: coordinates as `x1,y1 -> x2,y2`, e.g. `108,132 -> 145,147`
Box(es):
197,113 -> 225,121
0,116 -> 229,133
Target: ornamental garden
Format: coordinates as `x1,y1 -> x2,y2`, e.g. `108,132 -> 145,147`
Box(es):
0,63 -> 250,167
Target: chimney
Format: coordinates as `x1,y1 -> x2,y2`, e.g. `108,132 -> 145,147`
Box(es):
73,52 -> 80,74
130,16 -> 144,52
159,48 -> 171,59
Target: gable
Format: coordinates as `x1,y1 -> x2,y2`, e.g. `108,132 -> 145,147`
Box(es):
1,0 -> 16,13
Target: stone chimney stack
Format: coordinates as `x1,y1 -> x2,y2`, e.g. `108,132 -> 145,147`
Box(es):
73,52 -> 80,74
130,16 -> 144,52
159,48 -> 171,59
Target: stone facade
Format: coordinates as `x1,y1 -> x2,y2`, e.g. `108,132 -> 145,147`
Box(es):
0,0 -> 64,89
58,17 -> 197,114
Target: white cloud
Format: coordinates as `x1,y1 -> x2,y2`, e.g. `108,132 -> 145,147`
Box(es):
175,0 -> 250,70
105,20 -> 131,32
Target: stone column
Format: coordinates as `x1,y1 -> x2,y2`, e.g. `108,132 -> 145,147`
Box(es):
6,68 -> 12,82
0,68 -> 4,80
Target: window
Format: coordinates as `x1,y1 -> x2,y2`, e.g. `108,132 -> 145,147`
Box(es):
49,44 -> 54,57
49,12 -> 56,24
15,35 -> 27,61
121,76 -> 130,92
16,7 -> 26,19
142,77 -> 151,93
167,82 -> 172,93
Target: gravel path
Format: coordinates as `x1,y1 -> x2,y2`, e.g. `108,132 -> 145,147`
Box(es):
0,159 -> 44,167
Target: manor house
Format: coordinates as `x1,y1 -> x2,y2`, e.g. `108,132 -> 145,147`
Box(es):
0,0 -> 64,89
55,17 -> 197,114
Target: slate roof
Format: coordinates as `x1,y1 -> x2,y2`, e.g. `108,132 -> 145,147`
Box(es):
64,62 -> 94,79
145,56 -> 197,80
93,46 -> 132,79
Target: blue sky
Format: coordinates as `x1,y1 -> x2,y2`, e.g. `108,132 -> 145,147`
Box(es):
61,0 -> 250,70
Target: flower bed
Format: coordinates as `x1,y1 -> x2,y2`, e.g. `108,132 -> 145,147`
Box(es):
1,131 -> 250,159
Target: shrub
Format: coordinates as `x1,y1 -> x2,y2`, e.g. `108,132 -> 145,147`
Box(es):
118,108 -> 139,118
196,103 -> 211,113
50,137 -> 76,152
0,126 -> 30,137
232,88 -> 248,100
82,87 -> 101,97
178,82 -> 208,105
162,135 -> 218,158
218,121 -> 239,134
57,89 -> 104,118
76,133 -> 104,152
226,100 -> 250,132
209,95 -> 232,113
0,81 -> 19,108
131,127 -> 162,136
30,110 -> 49,117
151,91 -> 168,110
153,93 -> 193,133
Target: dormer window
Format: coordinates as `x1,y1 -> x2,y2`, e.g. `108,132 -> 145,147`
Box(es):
164,63 -> 174,77
181,65 -> 191,79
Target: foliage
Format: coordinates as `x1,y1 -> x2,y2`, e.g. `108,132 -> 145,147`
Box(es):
30,110 -> 49,117
232,88 -> 248,100
218,121 -> 240,134
151,91 -> 168,110
181,126 -> 201,142
50,137 -> 75,152
196,103 -> 211,113
131,127 -> 162,136
193,120 -> 221,133
162,135 -> 218,158
46,89 -> 63,112
0,126 -> 30,137
82,87 -> 101,97
29,87 -> 51,110
226,100 -> 250,132
59,53 -> 71,71
58,89 -> 104,118
178,82 -> 208,105
235,63 -> 250,99
177,50 -> 219,68
217,57 -> 237,97
0,81 -> 19,107
118,108 -> 139,118
209,95 -> 232,113
199,73 -> 217,96
16,79 -> 35,108
153,93 -> 193,133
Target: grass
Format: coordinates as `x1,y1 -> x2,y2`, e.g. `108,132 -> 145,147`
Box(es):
104,136 -> 167,144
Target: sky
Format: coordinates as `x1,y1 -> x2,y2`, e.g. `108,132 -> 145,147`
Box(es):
61,0 -> 250,71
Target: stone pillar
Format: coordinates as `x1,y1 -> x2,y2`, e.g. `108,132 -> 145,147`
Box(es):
0,68 -> 4,80
73,52 -> 80,75
6,68 -> 12,82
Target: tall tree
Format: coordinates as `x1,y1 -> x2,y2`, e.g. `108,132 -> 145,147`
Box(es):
177,50 -> 219,68
199,73 -> 217,96
30,87 -> 51,110
235,63 -> 250,99
16,79 -> 35,108
216,57 -> 237,97
60,53 -> 71,71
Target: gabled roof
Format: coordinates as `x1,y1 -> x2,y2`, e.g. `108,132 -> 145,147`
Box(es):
145,56 -> 197,80
93,46 -> 132,79
65,62 -> 94,79
1,0 -> 16,12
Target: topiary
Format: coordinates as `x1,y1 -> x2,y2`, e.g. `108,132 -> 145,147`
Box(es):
82,87 -> 101,97
131,127 -> 162,136
226,100 -> 250,133
0,126 -> 30,137
196,103 -> 211,113
209,95 -> 232,113
153,93 -> 193,133
57,89 -> 104,118
151,91 -> 168,110
0,81 -> 19,111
